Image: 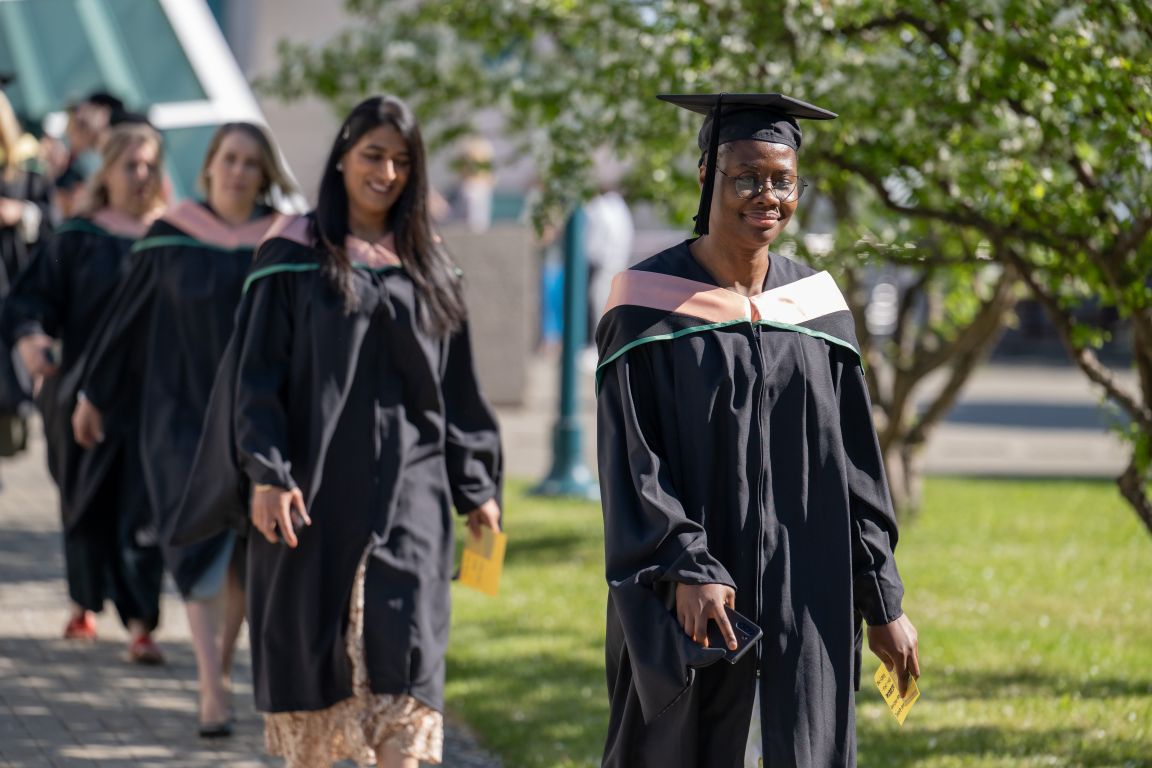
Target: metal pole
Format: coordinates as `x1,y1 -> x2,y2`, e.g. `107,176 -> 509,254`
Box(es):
532,206 -> 599,499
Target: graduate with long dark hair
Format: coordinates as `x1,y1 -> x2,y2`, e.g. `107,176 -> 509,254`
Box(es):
171,95 -> 502,767
72,122 -> 295,737
2,122 -> 167,662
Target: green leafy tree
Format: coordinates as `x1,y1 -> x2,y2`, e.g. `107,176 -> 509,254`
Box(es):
266,0 -> 1151,529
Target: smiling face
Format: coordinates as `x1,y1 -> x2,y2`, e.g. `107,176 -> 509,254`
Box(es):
205,129 -> 266,213
342,124 -> 410,229
104,138 -> 162,218
701,139 -> 799,250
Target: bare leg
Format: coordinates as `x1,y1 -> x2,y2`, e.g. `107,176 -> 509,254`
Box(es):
126,617 -> 150,640
375,743 -> 418,768
219,563 -> 246,678
185,595 -> 229,724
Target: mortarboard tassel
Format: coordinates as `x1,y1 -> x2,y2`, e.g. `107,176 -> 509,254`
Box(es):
693,92 -> 725,236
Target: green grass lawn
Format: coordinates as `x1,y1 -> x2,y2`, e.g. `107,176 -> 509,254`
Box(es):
446,478 -> 1152,768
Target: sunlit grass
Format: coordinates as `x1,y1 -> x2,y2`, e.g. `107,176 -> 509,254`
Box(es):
446,478 -> 1152,768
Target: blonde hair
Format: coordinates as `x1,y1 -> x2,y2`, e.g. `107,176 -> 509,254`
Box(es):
80,122 -> 165,215
0,91 -> 23,179
197,122 -> 296,207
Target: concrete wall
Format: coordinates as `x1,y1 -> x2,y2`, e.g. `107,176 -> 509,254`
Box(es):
223,0 -> 347,202
441,224 -> 537,407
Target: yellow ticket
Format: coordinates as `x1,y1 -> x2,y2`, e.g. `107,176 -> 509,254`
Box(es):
459,527 -> 507,597
874,663 -> 920,725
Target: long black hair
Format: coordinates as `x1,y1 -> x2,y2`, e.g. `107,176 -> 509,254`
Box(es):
313,95 -> 466,336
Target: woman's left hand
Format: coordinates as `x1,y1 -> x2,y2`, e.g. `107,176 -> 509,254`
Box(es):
465,497 -> 501,540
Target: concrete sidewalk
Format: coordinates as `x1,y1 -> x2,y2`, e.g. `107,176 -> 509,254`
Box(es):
0,428 -> 500,767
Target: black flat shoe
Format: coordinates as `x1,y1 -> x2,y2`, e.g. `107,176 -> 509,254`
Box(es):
198,719 -> 234,738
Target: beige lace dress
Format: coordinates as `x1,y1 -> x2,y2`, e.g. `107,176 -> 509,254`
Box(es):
264,546 -> 444,766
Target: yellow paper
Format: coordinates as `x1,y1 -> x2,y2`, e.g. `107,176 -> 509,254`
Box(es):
874,663 -> 920,726
459,528 -> 507,596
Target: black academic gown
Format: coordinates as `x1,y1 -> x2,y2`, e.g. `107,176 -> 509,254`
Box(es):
80,201 -> 279,597
0,168 -> 52,295
1,215 -> 148,529
0,169 -> 52,413
596,242 -> 904,768
169,215 -> 502,714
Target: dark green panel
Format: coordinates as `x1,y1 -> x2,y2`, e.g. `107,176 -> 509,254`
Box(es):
0,0 -> 205,123
0,0 -> 104,114
103,0 -> 206,103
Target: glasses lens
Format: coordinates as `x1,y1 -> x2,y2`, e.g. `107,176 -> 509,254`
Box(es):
733,175 -> 759,199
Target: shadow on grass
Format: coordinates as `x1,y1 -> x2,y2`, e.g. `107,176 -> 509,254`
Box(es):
927,668 -> 1152,702
447,648 -> 607,768
859,722 -> 1152,768
504,530 -> 600,566
448,583 -> 607,767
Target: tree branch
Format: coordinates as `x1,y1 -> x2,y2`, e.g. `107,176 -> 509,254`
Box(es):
1114,212 -> 1152,265
1117,457 -> 1152,537
907,269 -> 1018,445
893,272 -> 931,367
837,10 -> 959,64
825,153 -> 1078,257
1003,245 -> 1152,434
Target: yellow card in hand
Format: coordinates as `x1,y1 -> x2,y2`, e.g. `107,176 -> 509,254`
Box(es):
874,663 -> 920,726
459,527 -> 507,597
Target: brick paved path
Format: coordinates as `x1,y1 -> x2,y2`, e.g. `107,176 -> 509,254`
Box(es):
0,425 -> 500,767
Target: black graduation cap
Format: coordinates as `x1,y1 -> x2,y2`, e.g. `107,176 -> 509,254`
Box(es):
659,93 -> 837,235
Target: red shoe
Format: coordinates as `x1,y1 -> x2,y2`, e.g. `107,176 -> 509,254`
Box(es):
63,612 -> 97,641
126,634 -> 165,665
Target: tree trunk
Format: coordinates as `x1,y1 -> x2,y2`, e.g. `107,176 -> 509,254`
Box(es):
883,440 -> 926,521
874,268 -> 1018,521
1118,459 -> 1152,537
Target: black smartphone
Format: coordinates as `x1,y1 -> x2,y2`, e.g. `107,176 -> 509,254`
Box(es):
43,340 -> 62,366
275,509 -> 307,544
705,606 -> 763,664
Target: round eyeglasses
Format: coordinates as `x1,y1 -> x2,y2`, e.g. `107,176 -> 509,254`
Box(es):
716,168 -> 808,203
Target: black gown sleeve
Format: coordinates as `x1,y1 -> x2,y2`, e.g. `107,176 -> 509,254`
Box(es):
599,346 -> 735,590
233,262 -> 297,491
23,172 -> 54,262
440,320 -> 502,515
834,348 -> 905,626
80,248 -> 155,413
598,346 -> 734,722
1,234 -> 68,344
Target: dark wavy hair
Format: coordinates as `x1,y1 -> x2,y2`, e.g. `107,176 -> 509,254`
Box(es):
313,95 -> 465,336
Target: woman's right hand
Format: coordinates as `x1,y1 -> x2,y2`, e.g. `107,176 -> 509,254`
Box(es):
674,582 -> 738,651
16,334 -> 59,378
71,396 -> 104,449
250,484 -> 311,548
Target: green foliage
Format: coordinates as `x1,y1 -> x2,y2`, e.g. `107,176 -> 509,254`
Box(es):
267,0 -> 1152,516
445,479 -> 1152,767
265,0 -> 1150,301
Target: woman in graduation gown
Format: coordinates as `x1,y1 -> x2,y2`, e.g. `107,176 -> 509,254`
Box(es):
595,93 -> 920,767
0,90 -> 51,297
1,122 -> 166,662
170,95 -> 503,767
71,123 -> 294,736
0,91 -> 52,451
